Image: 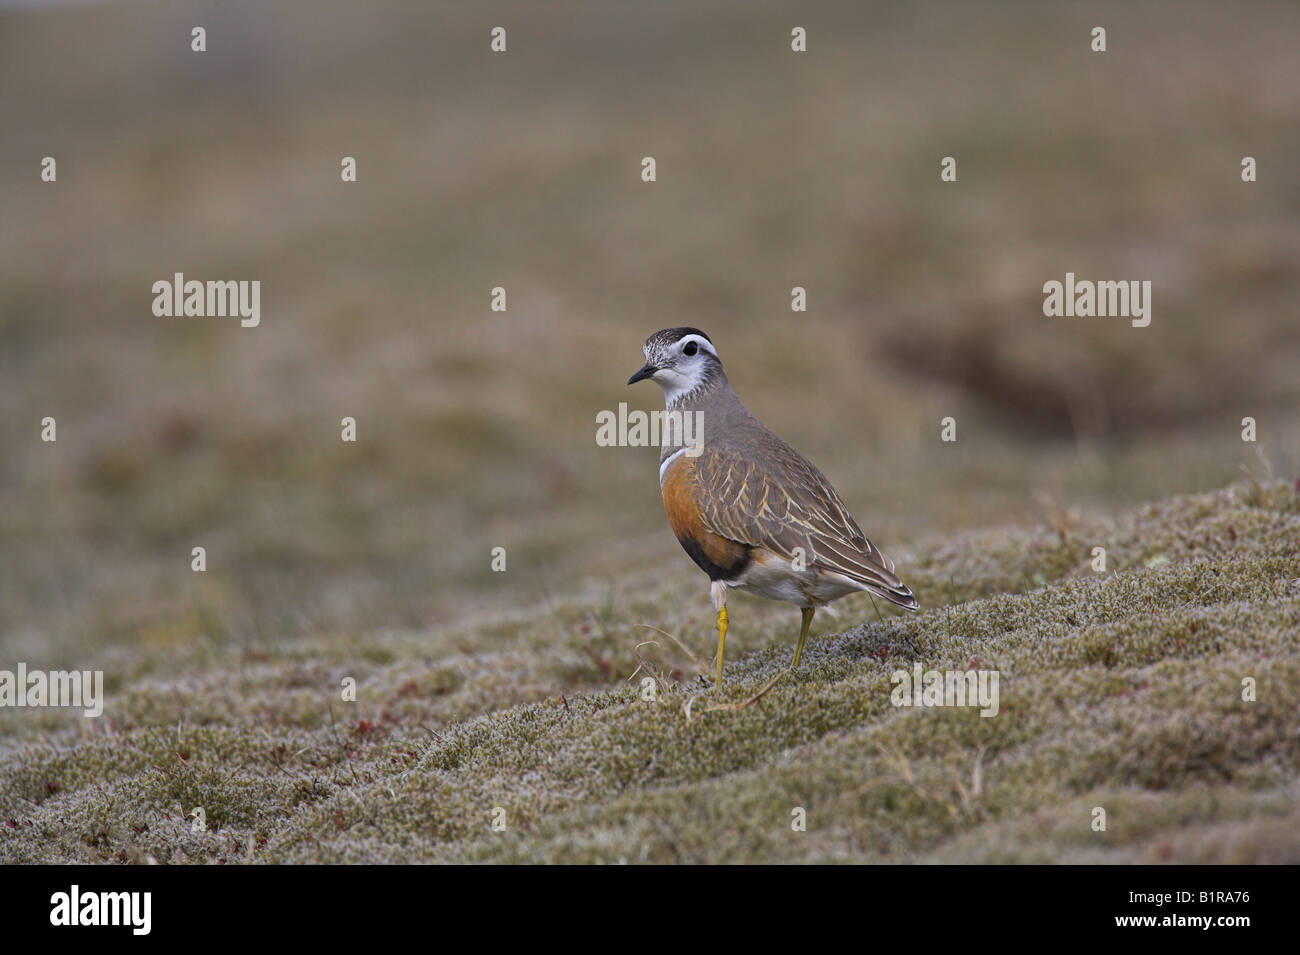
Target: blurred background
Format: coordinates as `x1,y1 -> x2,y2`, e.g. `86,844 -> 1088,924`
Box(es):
2,0 -> 1298,667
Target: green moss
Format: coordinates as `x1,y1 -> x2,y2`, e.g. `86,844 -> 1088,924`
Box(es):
1,480 -> 1296,863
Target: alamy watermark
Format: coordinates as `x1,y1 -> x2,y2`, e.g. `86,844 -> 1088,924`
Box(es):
152,272 -> 260,327
595,402 -> 704,455
0,664 -> 103,718
891,663 -> 999,717
1043,272 -> 1151,327
50,885 -> 150,935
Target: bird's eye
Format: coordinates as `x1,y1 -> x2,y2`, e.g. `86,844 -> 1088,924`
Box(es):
683,341 -> 698,356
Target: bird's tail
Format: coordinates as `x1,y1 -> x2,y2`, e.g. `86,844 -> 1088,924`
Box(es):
865,580 -> 920,612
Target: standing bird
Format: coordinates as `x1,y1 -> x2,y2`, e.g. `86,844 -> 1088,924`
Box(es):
627,327 -> 918,685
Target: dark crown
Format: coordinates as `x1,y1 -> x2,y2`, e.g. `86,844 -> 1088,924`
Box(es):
646,327 -> 712,348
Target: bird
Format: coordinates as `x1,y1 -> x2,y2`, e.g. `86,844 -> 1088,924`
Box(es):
627,327 -> 918,686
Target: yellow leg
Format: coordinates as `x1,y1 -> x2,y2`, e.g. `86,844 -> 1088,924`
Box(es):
792,607 -> 815,668
714,605 -> 729,685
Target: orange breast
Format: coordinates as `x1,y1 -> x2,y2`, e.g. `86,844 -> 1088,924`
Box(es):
661,453 -> 750,581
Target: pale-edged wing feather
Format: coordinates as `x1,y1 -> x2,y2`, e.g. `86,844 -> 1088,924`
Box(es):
691,430 -> 918,610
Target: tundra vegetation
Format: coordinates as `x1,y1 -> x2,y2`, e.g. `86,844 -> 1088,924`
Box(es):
2,480 -> 1297,863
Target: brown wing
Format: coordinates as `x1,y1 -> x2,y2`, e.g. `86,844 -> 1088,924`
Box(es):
691,435 -> 919,610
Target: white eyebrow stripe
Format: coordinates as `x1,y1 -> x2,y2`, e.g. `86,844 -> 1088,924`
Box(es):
659,446 -> 690,487
678,334 -> 717,358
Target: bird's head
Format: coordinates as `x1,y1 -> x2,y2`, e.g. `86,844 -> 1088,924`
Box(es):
627,327 -> 724,405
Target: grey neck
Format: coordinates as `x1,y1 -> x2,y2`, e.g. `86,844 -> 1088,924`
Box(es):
658,371 -> 736,464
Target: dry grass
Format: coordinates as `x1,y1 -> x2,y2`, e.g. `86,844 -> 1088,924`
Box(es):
1,480 -> 1297,863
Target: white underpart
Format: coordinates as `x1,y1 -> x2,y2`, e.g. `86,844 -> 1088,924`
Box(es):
726,549 -> 870,607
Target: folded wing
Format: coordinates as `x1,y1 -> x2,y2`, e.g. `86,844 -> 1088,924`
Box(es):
692,437 -> 919,610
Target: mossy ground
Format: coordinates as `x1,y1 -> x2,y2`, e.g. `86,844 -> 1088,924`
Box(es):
3,480 -> 1296,863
